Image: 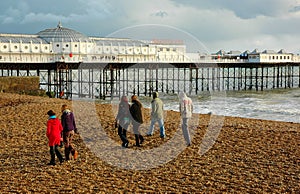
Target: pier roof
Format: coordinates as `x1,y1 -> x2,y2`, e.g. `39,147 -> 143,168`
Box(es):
0,33 -> 47,44
36,22 -> 92,43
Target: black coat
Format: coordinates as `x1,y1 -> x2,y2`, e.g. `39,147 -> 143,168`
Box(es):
130,100 -> 143,124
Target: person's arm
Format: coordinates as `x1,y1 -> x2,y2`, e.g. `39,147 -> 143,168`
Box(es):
151,101 -> 156,116
72,113 -> 78,133
46,121 -> 51,138
61,114 -> 65,129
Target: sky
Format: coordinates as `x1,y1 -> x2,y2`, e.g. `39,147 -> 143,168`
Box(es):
0,0 -> 300,53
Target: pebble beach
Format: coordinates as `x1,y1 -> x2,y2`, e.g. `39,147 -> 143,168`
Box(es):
0,93 -> 299,193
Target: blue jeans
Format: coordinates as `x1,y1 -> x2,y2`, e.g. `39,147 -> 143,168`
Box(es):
148,118 -> 165,137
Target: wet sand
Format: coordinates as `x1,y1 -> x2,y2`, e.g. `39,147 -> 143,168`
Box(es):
0,93 -> 299,193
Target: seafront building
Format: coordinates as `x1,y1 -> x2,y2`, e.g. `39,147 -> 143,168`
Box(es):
0,22 -> 299,64
0,23 -> 299,99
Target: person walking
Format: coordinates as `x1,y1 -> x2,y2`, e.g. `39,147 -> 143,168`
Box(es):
61,104 -> 78,161
147,92 -> 166,138
115,96 -> 131,148
178,92 -> 193,146
129,95 -> 144,147
46,110 -> 64,165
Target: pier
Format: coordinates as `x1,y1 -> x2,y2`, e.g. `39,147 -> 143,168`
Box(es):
0,62 -> 299,99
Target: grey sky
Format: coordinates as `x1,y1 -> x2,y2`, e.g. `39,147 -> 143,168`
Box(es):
0,0 -> 300,53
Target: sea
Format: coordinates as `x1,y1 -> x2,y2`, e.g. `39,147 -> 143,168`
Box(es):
130,88 -> 300,124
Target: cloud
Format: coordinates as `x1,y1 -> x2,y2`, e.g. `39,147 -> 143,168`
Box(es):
289,5 -> 300,12
153,11 -> 169,18
170,0 -> 298,19
0,0 -> 300,53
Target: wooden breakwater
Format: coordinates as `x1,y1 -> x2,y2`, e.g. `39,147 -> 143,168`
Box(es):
0,76 -> 44,96
0,62 -> 299,99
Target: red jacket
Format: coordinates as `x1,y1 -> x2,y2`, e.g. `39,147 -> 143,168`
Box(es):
47,118 -> 63,146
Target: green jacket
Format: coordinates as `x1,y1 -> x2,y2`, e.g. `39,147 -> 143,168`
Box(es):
151,98 -> 164,119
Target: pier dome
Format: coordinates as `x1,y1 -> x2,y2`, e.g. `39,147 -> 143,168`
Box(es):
36,22 -> 92,43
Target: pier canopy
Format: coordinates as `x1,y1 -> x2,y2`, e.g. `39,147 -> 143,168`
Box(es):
36,22 -> 92,43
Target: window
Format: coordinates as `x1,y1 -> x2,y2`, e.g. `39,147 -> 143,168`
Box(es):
35,46 -> 38,50
66,44 -> 69,47
75,44 -> 78,47
25,46 -> 28,49
56,44 -> 59,47
3,45 -> 7,49
44,46 -> 48,50
14,46 -> 18,49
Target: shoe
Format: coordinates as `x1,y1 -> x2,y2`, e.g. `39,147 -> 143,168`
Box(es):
47,162 -> 56,166
146,133 -> 152,136
124,142 -> 129,148
160,135 -> 165,138
140,138 -> 144,144
60,158 -> 65,164
135,144 -> 141,147
73,150 -> 78,160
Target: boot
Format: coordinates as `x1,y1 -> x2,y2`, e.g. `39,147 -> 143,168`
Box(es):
135,134 -> 140,147
64,147 -> 70,161
55,146 -> 64,163
48,152 -> 56,166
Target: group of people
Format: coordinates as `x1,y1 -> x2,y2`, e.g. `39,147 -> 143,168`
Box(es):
46,92 -> 193,165
115,91 -> 193,148
46,104 -> 78,166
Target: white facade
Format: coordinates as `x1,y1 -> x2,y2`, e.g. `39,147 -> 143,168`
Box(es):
248,50 -> 294,63
0,23 -> 299,64
0,23 -> 187,64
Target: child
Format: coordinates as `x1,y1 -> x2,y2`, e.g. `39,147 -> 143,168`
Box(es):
46,110 -> 64,165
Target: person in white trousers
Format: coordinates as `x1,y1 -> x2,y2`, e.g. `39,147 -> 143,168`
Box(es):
178,91 -> 193,146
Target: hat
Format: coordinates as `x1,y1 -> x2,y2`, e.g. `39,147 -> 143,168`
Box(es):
152,92 -> 159,99
47,110 -> 56,116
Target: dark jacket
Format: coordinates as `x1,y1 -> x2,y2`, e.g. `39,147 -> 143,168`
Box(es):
116,102 -> 130,120
61,110 -> 77,132
130,100 -> 143,124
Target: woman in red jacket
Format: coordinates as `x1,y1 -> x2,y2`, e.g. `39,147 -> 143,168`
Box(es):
46,110 -> 64,165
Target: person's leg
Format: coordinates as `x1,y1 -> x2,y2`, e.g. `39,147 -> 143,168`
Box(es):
123,122 -> 129,147
182,118 -> 191,145
63,131 -> 76,160
48,146 -> 56,165
66,131 -> 78,159
54,145 -> 64,163
158,119 -> 166,138
118,125 -> 125,146
133,123 -> 141,146
147,118 -> 156,136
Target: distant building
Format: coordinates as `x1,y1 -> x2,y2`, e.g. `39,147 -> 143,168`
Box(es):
208,49 -> 299,63
0,22 -> 299,64
0,22 -> 187,63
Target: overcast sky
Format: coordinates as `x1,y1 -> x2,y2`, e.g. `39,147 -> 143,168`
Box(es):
1,0 -> 300,53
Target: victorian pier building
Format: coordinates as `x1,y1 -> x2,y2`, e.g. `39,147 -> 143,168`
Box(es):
0,23 -> 299,99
